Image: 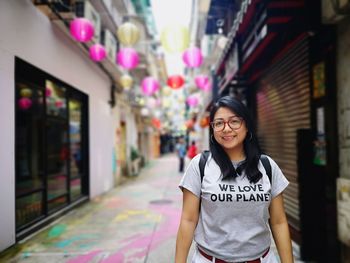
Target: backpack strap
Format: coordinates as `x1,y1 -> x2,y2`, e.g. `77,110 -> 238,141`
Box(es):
260,154 -> 272,184
199,150 -> 210,183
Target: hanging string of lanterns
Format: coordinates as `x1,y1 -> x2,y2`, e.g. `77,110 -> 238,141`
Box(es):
116,22 -> 142,90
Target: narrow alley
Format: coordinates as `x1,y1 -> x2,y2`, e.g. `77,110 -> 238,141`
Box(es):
0,154 -> 305,263
0,154 -> 183,263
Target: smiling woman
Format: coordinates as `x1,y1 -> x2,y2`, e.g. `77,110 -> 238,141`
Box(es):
175,96 -> 293,263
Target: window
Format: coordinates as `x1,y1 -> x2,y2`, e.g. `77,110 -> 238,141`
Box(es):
15,58 -> 89,231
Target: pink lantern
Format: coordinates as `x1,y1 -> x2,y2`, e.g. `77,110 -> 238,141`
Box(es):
70,18 -> 94,43
18,97 -> 32,110
182,47 -> 203,68
195,75 -> 210,89
117,48 -> 139,70
141,77 -> 159,96
45,87 -> 52,97
89,44 -> 106,62
186,95 -> 199,107
201,81 -> 212,92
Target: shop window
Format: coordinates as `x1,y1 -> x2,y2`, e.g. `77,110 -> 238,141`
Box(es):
15,58 -> 89,232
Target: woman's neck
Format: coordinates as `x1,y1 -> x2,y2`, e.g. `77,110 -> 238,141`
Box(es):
226,148 -> 245,162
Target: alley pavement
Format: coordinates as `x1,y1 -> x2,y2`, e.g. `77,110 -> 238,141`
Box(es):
0,154 -> 303,263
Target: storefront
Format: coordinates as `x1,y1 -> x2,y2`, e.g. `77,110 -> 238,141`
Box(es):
15,58 -> 90,237
215,0 -> 340,261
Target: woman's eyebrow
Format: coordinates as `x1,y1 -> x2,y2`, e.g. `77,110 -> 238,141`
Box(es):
214,115 -> 237,120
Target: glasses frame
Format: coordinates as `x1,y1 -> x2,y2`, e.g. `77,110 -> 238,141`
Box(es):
210,117 -> 243,132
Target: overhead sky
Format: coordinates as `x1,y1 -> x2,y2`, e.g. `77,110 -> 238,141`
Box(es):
150,0 -> 193,75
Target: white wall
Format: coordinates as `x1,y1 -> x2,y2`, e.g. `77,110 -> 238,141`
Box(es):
0,0 -> 115,250
0,50 -> 16,252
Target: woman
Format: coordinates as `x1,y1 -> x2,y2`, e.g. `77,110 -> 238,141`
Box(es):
175,96 -> 293,263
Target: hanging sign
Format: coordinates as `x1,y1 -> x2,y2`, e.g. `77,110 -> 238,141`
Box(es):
312,62 -> 326,98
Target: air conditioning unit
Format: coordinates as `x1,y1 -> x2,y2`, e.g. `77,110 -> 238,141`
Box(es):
75,0 -> 101,43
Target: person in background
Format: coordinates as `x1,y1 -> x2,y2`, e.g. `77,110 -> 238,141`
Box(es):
176,137 -> 187,173
175,96 -> 293,263
187,140 -> 198,159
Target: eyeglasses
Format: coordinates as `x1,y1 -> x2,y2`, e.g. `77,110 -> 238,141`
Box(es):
210,117 -> 243,132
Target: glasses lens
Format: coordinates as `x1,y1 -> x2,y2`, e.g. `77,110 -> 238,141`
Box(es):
213,121 -> 224,131
228,118 -> 242,129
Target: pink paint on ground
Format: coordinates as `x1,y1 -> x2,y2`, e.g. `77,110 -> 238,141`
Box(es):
100,205 -> 181,263
67,250 -> 101,263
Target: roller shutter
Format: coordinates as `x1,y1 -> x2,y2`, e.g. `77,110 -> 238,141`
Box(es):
256,36 -> 310,230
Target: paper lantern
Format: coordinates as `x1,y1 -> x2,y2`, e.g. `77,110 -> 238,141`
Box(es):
117,22 -> 140,46
147,97 -> 157,109
152,118 -> 161,129
201,81 -> 212,92
167,75 -> 185,89
20,88 -> 32,98
182,47 -> 203,68
141,107 -> 149,116
200,116 -> 210,128
120,75 -> 133,89
18,97 -> 32,110
45,87 -> 52,97
195,75 -> 210,89
141,77 -> 159,96
70,18 -> 94,43
160,25 -> 190,53
186,95 -> 199,107
162,98 -> 171,108
117,48 -> 139,70
89,44 -> 106,62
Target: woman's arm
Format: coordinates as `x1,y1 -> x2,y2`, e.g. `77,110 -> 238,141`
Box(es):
175,189 -> 200,263
269,194 -> 294,263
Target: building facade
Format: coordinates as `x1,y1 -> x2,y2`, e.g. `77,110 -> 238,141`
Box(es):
212,0 -> 350,262
0,0 -> 119,251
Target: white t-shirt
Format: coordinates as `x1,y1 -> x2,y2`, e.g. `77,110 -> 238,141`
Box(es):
179,153 -> 289,262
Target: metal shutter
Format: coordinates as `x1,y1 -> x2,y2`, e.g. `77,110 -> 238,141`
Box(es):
256,36 -> 310,230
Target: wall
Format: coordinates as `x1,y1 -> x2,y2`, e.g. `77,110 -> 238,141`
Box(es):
337,15 -> 350,262
0,0 -> 115,250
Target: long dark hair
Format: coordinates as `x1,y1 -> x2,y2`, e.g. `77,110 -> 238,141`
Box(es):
209,96 -> 262,183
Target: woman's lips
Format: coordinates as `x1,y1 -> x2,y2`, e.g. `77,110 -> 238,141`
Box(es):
221,135 -> 235,141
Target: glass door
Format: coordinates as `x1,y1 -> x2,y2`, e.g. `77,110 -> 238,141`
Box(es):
15,58 -> 89,233
68,96 -> 84,201
45,80 -> 69,212
15,82 -> 45,229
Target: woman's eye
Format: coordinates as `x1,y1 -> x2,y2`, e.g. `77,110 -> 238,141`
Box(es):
215,121 -> 224,127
